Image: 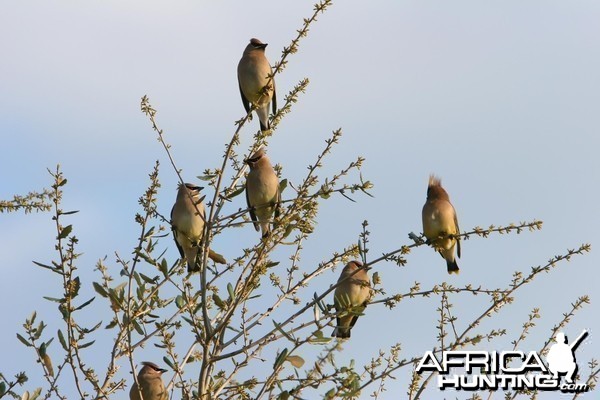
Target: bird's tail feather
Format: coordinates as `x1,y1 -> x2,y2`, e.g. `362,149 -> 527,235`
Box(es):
446,259 -> 459,274
332,326 -> 351,339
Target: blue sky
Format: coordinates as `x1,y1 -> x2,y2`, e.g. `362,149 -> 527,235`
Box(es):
1,1 -> 599,398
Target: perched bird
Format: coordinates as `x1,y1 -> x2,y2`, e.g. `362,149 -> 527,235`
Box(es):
245,147 -> 280,238
237,38 -> 277,132
130,361 -> 168,400
332,261 -> 371,339
171,183 -> 226,273
422,175 -> 461,274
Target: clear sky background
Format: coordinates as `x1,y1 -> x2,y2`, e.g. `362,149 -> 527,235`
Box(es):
1,1 -> 599,399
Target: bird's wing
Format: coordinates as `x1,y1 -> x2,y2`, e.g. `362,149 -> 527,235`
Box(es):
454,210 -> 461,258
348,315 -> 360,330
246,186 -> 259,231
271,78 -> 277,114
239,82 -> 251,113
170,207 -> 185,258
274,185 -> 282,219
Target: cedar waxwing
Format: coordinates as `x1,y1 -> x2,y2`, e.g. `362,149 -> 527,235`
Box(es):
171,183 -> 226,273
422,175 -> 461,274
237,38 -> 277,132
245,148 -> 280,238
332,261 -> 371,339
130,361 -> 168,400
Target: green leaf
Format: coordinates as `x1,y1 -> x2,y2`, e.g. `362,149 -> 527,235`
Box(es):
16,334 -> 31,347
75,297 -> 95,311
319,185 -> 331,199
58,304 -> 69,320
43,297 -> 63,303
60,210 -> 79,215
140,273 -> 157,284
39,342 -> 47,357
273,348 -> 288,370
92,282 -> 108,298
191,304 -> 201,315
132,320 -> 144,336
226,185 -> 245,199
42,353 -> 54,377
136,285 -> 144,300
58,224 -> 73,240
273,321 -> 295,343
162,357 -> 174,370
308,336 -> 333,345
28,311 -> 37,324
58,330 -> 68,351
198,174 -> 217,181
143,226 -> 155,239
79,340 -> 95,349
227,283 -> 235,300
159,258 -> 169,277
308,330 -> 332,344
32,261 -> 57,272
113,282 -> 127,293
0,382 -> 6,396
83,321 -> 102,334
30,388 -> 42,400
277,391 -> 290,400
105,319 -> 118,329
175,295 -> 185,309
212,293 -> 226,310
34,321 -> 46,340
278,179 -> 288,194
286,355 -> 305,368
135,250 -> 155,265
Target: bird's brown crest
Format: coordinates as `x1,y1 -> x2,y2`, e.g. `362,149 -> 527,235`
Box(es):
141,361 -> 166,373
249,38 -> 267,48
428,174 -> 442,188
346,260 -> 363,270
182,183 -> 202,192
246,147 -> 266,164
427,174 -> 450,201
